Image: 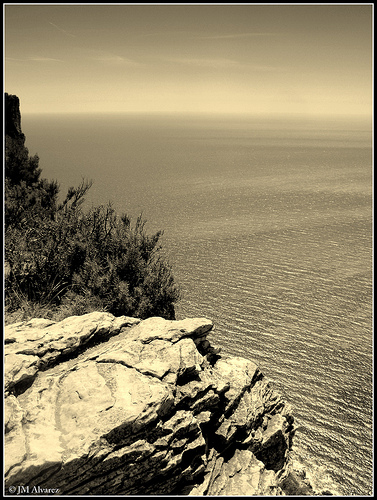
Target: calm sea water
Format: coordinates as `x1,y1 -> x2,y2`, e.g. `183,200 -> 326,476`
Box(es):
21,113 -> 373,495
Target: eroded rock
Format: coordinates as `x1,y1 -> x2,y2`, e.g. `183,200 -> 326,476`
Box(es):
4,312 -> 140,395
4,312 -> 302,495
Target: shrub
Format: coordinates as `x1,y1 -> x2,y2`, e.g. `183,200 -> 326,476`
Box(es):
5,183 -> 180,321
5,93 -> 180,322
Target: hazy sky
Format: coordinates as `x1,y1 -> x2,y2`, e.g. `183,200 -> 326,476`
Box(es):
4,3 -> 373,116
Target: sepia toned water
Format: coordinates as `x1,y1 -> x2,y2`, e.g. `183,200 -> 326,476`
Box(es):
21,113 -> 373,495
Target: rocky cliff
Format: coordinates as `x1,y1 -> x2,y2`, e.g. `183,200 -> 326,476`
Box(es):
5,93 -> 24,138
4,312 -> 314,495
5,93 -> 26,161
5,92 -> 42,187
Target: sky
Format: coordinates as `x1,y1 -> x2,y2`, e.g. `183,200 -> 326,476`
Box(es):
4,3 -> 373,117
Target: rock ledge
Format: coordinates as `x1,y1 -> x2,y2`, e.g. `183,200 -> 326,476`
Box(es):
5,312 -> 313,495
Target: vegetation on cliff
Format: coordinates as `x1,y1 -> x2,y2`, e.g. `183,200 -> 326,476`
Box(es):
4,93 -> 180,323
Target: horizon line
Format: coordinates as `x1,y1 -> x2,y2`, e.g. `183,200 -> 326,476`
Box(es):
19,110 -> 372,120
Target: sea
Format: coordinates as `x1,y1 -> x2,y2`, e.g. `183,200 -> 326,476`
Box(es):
21,112 -> 373,496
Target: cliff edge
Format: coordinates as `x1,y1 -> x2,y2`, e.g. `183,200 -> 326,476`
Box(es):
4,312 -> 314,495
4,92 -> 26,163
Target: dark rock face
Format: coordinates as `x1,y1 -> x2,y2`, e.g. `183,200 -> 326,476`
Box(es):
4,312 -> 313,495
4,92 -> 41,186
4,92 -> 26,165
5,93 -> 24,139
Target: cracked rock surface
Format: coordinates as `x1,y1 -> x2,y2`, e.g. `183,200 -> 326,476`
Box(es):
5,312 -> 311,495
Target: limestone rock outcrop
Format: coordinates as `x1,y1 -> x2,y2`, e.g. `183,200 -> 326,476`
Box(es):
4,312 -> 312,495
5,93 -> 24,140
5,93 -> 27,170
